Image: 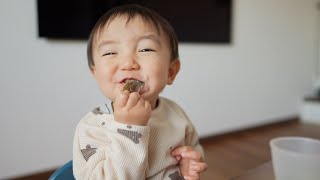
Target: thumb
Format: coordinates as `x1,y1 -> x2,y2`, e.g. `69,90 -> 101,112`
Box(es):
114,90 -> 130,108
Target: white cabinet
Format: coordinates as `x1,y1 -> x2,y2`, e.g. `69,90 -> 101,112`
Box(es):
300,97 -> 320,124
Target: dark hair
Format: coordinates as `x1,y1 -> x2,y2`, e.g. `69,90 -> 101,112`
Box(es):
87,3 -> 179,68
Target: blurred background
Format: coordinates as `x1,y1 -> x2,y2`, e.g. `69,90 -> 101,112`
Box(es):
0,0 -> 319,179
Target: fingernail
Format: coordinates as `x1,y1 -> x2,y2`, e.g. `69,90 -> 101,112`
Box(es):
176,156 -> 181,161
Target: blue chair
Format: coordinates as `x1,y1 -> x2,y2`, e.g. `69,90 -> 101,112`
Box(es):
49,160 -> 75,180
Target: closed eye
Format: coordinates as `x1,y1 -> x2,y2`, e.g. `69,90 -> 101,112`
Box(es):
139,49 -> 155,52
102,52 -> 117,56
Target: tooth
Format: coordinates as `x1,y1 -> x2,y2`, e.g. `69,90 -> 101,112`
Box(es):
122,79 -> 144,93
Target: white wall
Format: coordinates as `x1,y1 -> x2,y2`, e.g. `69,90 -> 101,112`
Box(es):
0,0 -> 318,178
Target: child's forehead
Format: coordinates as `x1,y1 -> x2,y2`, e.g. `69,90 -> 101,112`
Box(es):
101,15 -> 160,35
92,15 -> 167,48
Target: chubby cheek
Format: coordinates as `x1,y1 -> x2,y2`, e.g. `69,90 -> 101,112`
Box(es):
94,66 -> 118,99
148,65 -> 169,91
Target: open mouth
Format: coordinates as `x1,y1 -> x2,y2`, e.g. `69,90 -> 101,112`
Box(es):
122,79 -> 145,93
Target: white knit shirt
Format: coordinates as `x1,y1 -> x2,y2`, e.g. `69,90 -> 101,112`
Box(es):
73,97 -> 204,180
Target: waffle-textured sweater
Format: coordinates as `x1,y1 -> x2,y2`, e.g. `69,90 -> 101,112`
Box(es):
73,97 -> 204,180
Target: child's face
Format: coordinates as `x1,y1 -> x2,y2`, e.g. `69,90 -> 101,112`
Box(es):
90,16 -> 179,107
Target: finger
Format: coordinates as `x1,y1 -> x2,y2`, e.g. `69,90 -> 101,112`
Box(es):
173,155 -> 182,162
190,170 -> 200,177
171,146 -> 192,156
137,96 -> 145,107
184,173 -> 199,180
181,151 -> 202,160
187,168 -> 199,176
190,162 -> 208,172
144,100 -> 151,111
183,176 -> 195,180
126,92 -> 140,108
184,177 -> 196,180
115,90 -> 130,108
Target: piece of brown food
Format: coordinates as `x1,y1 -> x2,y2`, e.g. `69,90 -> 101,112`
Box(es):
122,79 -> 144,93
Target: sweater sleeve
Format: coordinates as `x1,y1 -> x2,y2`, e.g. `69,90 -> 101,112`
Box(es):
73,112 -> 150,180
177,104 -> 204,160
165,98 -> 205,160
185,122 -> 205,160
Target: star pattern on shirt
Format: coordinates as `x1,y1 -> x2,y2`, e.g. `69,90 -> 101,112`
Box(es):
169,171 -> 184,180
81,145 -> 97,161
117,129 -> 142,144
92,107 -> 103,115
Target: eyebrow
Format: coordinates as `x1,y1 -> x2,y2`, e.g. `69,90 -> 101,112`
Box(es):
138,34 -> 162,47
97,34 -> 162,51
97,40 -> 117,51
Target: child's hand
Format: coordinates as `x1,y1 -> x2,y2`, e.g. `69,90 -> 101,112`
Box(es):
171,146 -> 207,180
113,90 -> 152,126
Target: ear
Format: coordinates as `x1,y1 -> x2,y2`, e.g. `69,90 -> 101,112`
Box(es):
90,65 -> 97,78
167,59 -> 180,85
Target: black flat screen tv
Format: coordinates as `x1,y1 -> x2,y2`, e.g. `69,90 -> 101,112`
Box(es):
37,0 -> 232,43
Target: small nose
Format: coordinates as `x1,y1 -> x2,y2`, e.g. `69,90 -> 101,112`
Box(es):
120,56 -> 140,71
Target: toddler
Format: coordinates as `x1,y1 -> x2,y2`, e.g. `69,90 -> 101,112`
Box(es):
73,3 -> 207,180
